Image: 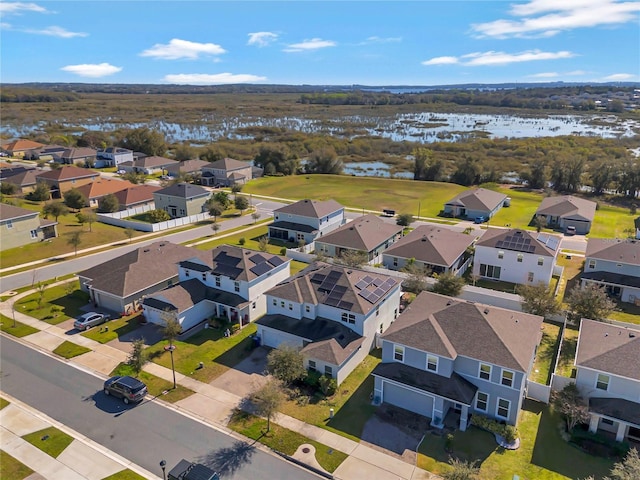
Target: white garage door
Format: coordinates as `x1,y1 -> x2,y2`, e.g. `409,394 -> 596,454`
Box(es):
383,381 -> 433,418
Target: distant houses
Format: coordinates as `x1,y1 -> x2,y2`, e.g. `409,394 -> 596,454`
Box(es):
269,199 -> 345,245
443,188 -> 509,221
534,195 -> 596,235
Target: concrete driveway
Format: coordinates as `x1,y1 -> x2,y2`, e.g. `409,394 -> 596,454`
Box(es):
107,323 -> 164,352
210,346 -> 271,398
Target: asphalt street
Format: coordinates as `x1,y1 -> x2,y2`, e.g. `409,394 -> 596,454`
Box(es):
0,335 -> 320,480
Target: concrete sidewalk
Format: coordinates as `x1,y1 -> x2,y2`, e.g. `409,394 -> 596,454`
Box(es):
0,294 -> 439,480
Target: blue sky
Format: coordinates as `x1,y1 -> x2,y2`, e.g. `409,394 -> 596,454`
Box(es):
1,1 -> 639,85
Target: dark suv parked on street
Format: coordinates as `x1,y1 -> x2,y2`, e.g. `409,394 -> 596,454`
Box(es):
103,376 -> 147,404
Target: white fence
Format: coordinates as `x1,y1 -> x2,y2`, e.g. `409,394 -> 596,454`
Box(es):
551,374 -> 574,392
99,206 -> 211,232
527,381 -> 551,403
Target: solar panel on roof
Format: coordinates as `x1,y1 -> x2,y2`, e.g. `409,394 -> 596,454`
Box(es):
213,264 -> 242,278
311,273 -> 325,284
249,253 -> 267,265
250,262 -> 273,277
269,256 -> 285,267
354,279 -> 369,290
338,300 -> 354,310
373,287 -> 386,296
362,275 -> 374,284
368,293 -> 381,303
528,246 -> 535,253
383,278 -> 396,289
332,285 -> 347,294
358,289 -> 372,300
372,277 -> 384,287
325,297 -> 341,307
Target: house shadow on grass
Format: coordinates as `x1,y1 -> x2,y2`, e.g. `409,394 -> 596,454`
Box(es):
211,335 -> 255,369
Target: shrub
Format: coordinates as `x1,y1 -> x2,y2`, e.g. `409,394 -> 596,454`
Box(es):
280,247 -> 287,256
304,369 -> 322,389
570,428 -> 630,458
239,237 -> 246,245
231,323 -> 241,333
470,414 -> 519,442
318,375 -> 337,396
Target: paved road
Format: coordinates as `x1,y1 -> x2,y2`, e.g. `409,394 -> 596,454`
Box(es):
0,335 -> 319,480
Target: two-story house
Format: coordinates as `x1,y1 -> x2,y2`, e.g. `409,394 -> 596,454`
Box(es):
0,204 -> 58,251
95,147 -> 134,168
35,166 -> 100,198
142,245 -> 290,331
574,319 -> 640,442
372,291 -> 543,430
534,195 -> 596,235
166,159 -> 209,178
256,263 -> 402,384
443,188 -> 508,221
581,238 -> 640,304
314,214 -> 403,264
268,199 -> 345,245
200,158 -> 253,187
153,183 -> 210,218
0,167 -> 39,195
473,229 -> 561,286
382,225 -> 475,276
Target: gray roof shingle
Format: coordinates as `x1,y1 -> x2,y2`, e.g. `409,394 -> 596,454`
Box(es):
444,188 -> 507,212
154,182 -> 209,199
316,214 -> 402,252
475,228 -> 560,257
535,195 -> 596,222
275,199 -> 343,219
586,238 -> 640,266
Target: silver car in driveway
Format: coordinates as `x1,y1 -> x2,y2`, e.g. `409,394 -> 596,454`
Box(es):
73,312 -> 109,331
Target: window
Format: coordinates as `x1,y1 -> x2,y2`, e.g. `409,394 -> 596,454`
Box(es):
252,302 -> 256,309
394,345 -> 404,362
496,398 -> 510,419
480,264 -> 501,279
215,276 -> 221,287
202,273 -> 206,281
588,259 -> 596,269
479,363 -> 492,381
305,305 -> 310,313
596,374 -> 610,391
234,281 -> 240,292
308,360 -> 316,372
537,257 -> 544,266
376,307 -> 380,316
527,272 -> 534,282
280,301 -> 285,308
273,299 -> 277,306
185,270 -> 190,277
476,392 -> 488,412
517,254 -> 523,263
325,365 -> 332,376
341,312 -> 355,324
6,220 -> 13,229
501,370 -> 514,387
498,250 -> 504,259
427,355 -> 438,372
393,257 -> 398,267
394,308 -> 398,319
30,229 -> 38,239
601,418 -> 614,426
288,303 -> 293,310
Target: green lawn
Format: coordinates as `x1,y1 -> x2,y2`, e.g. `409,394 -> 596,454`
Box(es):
489,186 -> 549,230
0,274 -> 76,301
0,450 -> 34,480
0,314 -> 39,337
556,326 -> 579,378
145,323 -> 257,384
16,281 -> 89,325
22,426 -> 73,458
278,351 -> 381,442
418,400 -> 613,480
101,470 -> 148,480
82,313 -> 145,344
609,301 -> 640,325
52,341 -> 91,359
0,398 -> 9,409
227,410 -> 348,473
591,204 -> 637,239
555,255 -> 585,303
530,322 -> 562,385
110,363 -> 194,403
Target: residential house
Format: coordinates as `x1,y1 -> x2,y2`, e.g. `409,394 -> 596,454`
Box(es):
1,139 -> 46,158
315,214 -> 403,263
35,166 -> 100,198
31,145 -> 67,161
382,225 -> 475,276
119,156 -> 179,175
256,263 -> 402,384
574,319 -> 640,442
0,168 -> 39,194
473,229 -> 561,286
57,147 -> 98,166
95,147 -> 133,168
269,199 -> 345,245
166,159 -> 209,177
534,195 -> 597,234
635,217 -> 640,240
142,245 -> 291,331
581,238 -> 640,304
200,158 -> 253,186
153,183 -> 210,218
0,204 -> 57,251
443,188 -> 509,220
372,291 -> 544,430
77,241 -> 210,315
113,185 -> 161,210
75,178 -> 134,207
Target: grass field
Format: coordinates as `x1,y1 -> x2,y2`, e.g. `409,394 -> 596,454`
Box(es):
110,363 -> 194,403
22,427 -> 73,458
102,470 -> 148,480
0,314 -> 39,337
52,341 -> 91,359
16,281 -> 88,324
0,450 -> 34,480
530,322 -> 562,385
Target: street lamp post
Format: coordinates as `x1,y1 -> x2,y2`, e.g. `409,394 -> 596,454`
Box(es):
165,344 -> 177,389
159,459 -> 167,480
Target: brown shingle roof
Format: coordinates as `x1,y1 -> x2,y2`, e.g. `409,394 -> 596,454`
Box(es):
113,185 -> 161,207
61,147 -> 97,160
1,139 -> 46,152
586,238 -> 640,266
445,188 -> 507,212
275,199 -> 343,219
384,225 -> 475,267
75,178 -> 133,199
317,214 -> 402,251
475,228 -> 560,257
535,195 -> 596,222
1,169 -> 39,187
204,158 -> 251,170
131,156 -> 179,168
575,319 -> 640,381
0,203 -> 38,221
381,291 -> 544,372
36,166 -> 100,181
166,159 -> 209,174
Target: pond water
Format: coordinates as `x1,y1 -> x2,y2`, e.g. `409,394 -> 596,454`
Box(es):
343,161 -> 413,178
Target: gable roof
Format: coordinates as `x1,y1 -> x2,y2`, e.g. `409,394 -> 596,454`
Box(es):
267,262 -> 401,315
381,291 -> 544,372
75,178 -> 133,199
166,159 -> 209,173
535,195 -> 596,222
445,188 -> 507,212
204,157 -> 251,171
113,184 -> 161,207
130,156 -> 179,168
36,166 -> 100,181
316,214 -> 402,251
1,169 -> 39,187
384,225 -> 475,267
1,139 -> 46,152
275,199 -> 343,218
475,228 -> 561,257
78,241 -> 210,298
143,278 -> 247,313
0,203 -> 39,221
61,147 -> 97,160
576,319 -> 640,381
586,238 -> 640,266
154,182 -> 209,199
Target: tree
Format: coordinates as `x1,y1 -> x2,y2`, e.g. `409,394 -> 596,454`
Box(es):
251,212 -> 261,224
77,130 -> 109,149
161,310 -> 182,349
42,201 -> 69,221
266,345 -> 306,385
230,183 -> 243,194
451,156 -> 482,186
211,221 -> 220,236
124,227 -> 135,243
258,235 -> 269,252
431,272 -> 465,297
84,211 -> 97,232
63,188 -> 87,211
67,230 -> 82,256
517,283 -> 560,318
533,215 -> 546,233
442,458 -> 480,480
566,284 -> 616,324
98,193 -> 119,213
27,182 -> 50,201
609,448 -> 640,480
396,213 -> 414,227
212,191 -> 231,209
254,145 -> 299,175
127,338 -> 148,377
234,195 -> 249,214
551,383 -> 590,432
121,171 -> 146,184
305,147 -> 343,175
119,127 -> 167,156
173,142 -> 195,161
199,146 -> 224,163
250,379 -> 284,433
148,209 -> 171,222
76,212 -> 87,230
413,147 -> 443,181
521,159 -> 547,189
1,182 -> 17,195
206,200 -> 224,221
401,259 -> 430,294
335,249 -> 368,267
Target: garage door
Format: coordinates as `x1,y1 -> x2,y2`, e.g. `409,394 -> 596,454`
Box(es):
383,381 -> 433,418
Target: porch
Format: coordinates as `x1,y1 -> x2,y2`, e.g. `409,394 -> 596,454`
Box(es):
588,397 -> 640,442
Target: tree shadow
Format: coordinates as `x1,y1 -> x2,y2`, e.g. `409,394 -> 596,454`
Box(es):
196,440 -> 256,477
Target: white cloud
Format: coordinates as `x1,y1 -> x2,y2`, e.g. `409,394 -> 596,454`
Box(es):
140,38 -> 226,60
472,0 -> 640,38
164,73 -> 267,84
61,63 -> 122,78
603,73 -> 635,80
529,72 -> 559,78
362,36 -> 402,44
283,38 -> 336,52
422,56 -> 459,66
247,31 -> 278,47
25,25 -> 87,38
462,50 -> 575,66
1,22 -> 12,29
0,2 -> 49,14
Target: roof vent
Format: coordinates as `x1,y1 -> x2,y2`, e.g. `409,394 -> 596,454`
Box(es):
630,332 -> 636,338
484,308 -> 490,314
446,300 -> 452,306
605,333 -> 608,337
143,249 -> 150,252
